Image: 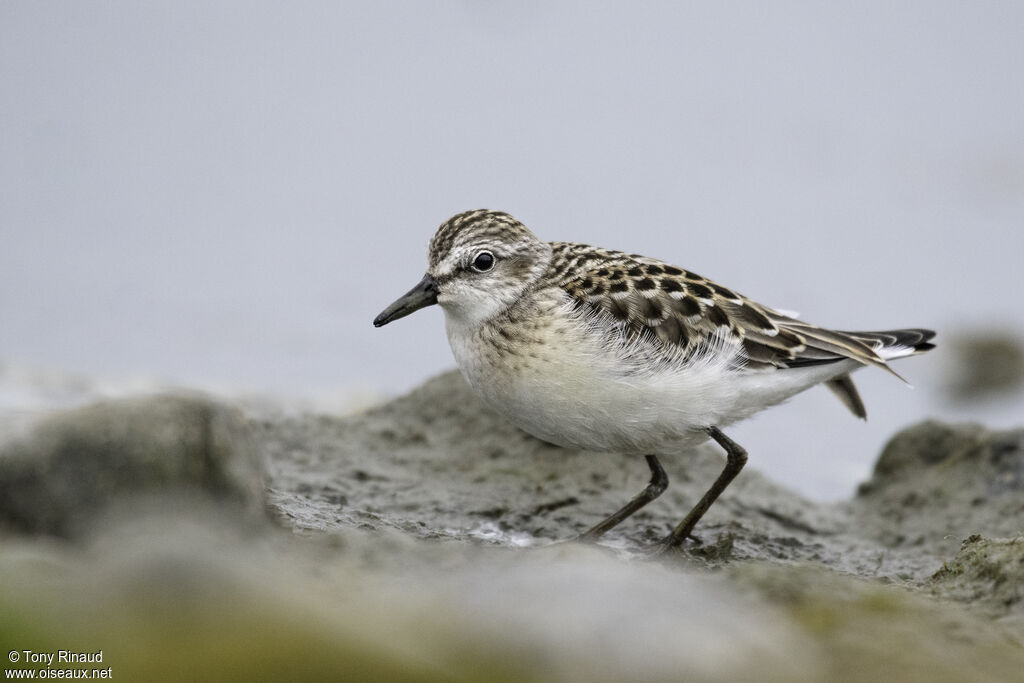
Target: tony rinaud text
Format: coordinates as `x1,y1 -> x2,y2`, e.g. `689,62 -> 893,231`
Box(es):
18,652 -> 103,666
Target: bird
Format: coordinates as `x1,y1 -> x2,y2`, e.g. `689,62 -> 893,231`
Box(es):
373,209 -> 935,550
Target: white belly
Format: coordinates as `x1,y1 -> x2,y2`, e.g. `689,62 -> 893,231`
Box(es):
444,300 -> 859,455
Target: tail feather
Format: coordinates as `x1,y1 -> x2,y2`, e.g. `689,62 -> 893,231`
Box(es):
816,328 -> 935,417
773,316 -> 908,380
825,373 -> 868,419
838,328 -> 936,360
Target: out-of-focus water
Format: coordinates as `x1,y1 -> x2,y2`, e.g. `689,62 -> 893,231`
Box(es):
2,2 -> 1022,499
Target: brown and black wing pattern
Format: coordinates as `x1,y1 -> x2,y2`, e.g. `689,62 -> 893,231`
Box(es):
550,241 -> 807,366
548,241 -> 934,374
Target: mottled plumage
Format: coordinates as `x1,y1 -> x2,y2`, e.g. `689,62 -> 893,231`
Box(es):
552,240 -> 932,373
374,209 -> 935,550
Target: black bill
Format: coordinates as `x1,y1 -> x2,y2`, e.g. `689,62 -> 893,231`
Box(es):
373,273 -> 439,327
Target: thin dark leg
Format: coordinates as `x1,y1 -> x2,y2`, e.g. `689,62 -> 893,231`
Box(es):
660,426 -> 747,549
579,455 -> 668,541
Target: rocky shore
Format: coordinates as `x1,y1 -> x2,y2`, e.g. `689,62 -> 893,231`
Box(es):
2,370 -> 1023,681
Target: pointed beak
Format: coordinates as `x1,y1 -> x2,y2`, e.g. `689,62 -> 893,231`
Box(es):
373,273 -> 439,327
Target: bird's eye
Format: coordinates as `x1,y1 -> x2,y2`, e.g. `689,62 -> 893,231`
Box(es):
471,251 -> 495,272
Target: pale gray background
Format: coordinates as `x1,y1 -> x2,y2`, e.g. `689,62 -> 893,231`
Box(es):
2,2 -> 1022,499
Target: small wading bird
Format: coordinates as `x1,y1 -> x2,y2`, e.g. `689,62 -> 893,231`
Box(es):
374,210 -> 935,551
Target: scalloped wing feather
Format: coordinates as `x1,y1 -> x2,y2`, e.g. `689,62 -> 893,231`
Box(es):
549,242 -> 934,380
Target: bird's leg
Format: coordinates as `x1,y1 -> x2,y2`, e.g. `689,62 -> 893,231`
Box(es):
579,455 -> 668,541
659,426 -> 747,549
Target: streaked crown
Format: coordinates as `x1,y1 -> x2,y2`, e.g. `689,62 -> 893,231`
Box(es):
428,210 -> 539,268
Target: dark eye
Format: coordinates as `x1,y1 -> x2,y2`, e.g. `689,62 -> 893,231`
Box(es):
471,251 -> 495,272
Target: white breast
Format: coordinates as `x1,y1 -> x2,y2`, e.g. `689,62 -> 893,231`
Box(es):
446,298 -> 713,453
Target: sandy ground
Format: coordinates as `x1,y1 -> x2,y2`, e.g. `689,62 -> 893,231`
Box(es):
2,370 -> 1023,681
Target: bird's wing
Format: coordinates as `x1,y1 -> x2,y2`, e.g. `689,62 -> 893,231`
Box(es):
549,242 -> 927,376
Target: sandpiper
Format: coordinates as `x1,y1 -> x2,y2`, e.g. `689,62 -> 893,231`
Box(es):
374,209 -> 935,549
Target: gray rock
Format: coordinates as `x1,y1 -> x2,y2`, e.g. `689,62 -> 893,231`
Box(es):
0,394 -> 267,538
3,508 -> 1024,683
930,534 -> 1024,621
943,330 -> 1024,402
260,371 -> 1024,581
3,371 -> 1024,680
853,420 -> 1024,562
